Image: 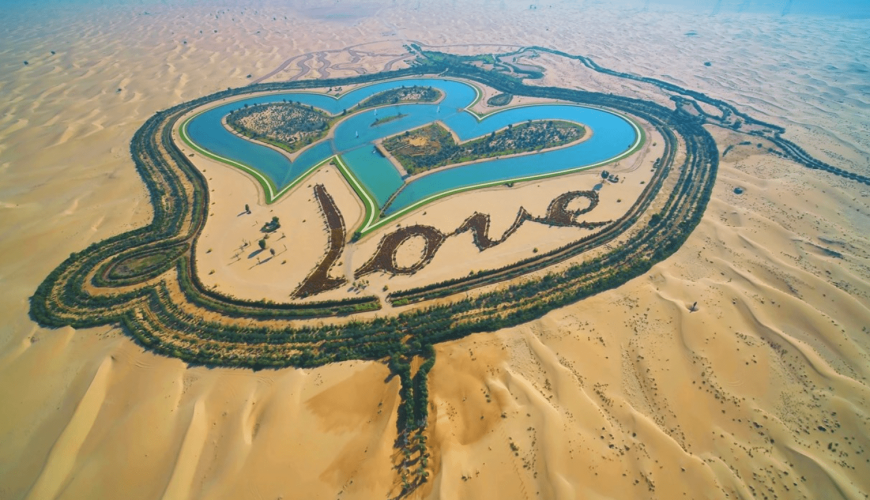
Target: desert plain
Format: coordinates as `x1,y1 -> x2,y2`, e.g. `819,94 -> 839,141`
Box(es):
1,0 -> 870,499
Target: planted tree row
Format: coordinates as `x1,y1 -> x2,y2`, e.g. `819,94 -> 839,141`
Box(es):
292,184 -> 349,298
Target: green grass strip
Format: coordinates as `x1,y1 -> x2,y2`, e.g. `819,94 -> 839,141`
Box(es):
332,155 -> 380,234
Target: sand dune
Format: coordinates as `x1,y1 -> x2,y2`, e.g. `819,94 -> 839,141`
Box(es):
1,1 -> 869,499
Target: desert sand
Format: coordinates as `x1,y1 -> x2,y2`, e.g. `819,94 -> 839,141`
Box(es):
1,1 -> 869,499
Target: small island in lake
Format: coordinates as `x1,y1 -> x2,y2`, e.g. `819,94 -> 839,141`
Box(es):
382,120 -> 585,175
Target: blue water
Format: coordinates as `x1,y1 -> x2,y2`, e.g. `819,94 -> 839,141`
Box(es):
185,78 -> 638,215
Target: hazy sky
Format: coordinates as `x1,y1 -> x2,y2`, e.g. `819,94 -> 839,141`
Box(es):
0,0 -> 868,17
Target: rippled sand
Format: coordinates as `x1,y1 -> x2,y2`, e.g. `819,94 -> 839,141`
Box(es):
2,1 -> 869,499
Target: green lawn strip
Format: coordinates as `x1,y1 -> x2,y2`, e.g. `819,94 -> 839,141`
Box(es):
466,81 -> 484,112
332,155 -> 380,234
454,81 -> 621,124
180,116 -> 278,202
466,99 -> 571,121
269,156 -> 335,201
441,79 -> 551,122
360,113 -> 645,235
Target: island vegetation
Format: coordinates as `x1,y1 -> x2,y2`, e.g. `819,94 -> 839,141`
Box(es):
382,120 -> 584,175
371,113 -> 407,127
224,86 -> 441,156
486,92 -> 513,106
226,101 -> 331,154
357,85 -> 440,108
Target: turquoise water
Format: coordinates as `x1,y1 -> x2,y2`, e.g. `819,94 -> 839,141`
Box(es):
185,78 -> 638,215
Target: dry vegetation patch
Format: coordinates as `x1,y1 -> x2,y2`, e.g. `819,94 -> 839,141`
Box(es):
226,101 -> 331,154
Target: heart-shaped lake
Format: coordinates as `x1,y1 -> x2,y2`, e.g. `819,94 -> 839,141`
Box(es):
181,78 -> 641,234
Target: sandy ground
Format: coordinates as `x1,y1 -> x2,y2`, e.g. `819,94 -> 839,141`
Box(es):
1,1 -> 870,499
